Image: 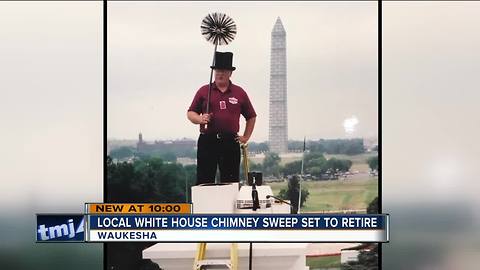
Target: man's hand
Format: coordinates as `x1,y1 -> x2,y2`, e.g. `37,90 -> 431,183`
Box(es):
237,116 -> 256,144
199,113 -> 212,125
236,135 -> 249,144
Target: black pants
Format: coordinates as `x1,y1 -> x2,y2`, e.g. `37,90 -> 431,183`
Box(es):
196,133 -> 240,185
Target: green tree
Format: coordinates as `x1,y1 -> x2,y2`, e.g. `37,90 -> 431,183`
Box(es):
303,154 -> 352,179
278,175 -> 309,213
368,156 -> 378,171
106,156 -> 137,201
309,166 -> 324,178
306,138 -> 365,155
344,140 -> 365,155
262,152 -> 281,177
342,244 -> 378,270
109,146 -> 135,160
249,160 -> 263,172
183,164 -> 196,202
146,151 -> 177,163
367,197 -> 378,214
282,160 -> 302,176
107,156 -> 184,203
304,151 -> 326,167
326,158 -> 352,173
184,148 -> 197,158
107,155 -> 186,270
305,152 -> 327,177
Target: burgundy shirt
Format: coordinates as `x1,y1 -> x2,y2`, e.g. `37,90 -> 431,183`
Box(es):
188,81 -> 257,134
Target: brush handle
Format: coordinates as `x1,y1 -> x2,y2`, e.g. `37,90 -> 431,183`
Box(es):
205,42 -> 218,130
241,143 -> 249,183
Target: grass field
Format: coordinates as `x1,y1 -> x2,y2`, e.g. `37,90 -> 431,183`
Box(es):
269,178 -> 378,212
253,152 -> 378,212
307,255 -> 341,269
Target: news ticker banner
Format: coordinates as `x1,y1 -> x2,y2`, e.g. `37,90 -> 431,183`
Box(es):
85,203 -> 192,214
86,214 -> 389,242
36,203 -> 389,243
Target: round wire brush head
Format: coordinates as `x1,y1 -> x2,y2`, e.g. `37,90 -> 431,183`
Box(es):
201,12 -> 237,46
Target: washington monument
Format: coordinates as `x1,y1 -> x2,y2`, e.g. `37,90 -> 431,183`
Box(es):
269,17 -> 288,153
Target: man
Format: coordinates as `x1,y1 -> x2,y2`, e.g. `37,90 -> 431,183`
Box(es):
187,51 -> 256,185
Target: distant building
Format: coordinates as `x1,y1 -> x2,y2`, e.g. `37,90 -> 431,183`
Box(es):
269,17 -> 288,154
136,133 -> 196,157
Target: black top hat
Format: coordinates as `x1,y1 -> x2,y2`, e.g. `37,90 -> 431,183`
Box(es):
211,51 -> 236,71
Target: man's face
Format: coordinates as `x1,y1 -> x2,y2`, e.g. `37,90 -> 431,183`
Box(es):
214,69 -> 232,85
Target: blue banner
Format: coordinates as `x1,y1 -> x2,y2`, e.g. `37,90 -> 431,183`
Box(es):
36,214 -> 85,242
89,214 -> 386,230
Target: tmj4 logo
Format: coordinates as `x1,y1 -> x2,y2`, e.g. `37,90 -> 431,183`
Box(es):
37,217 -> 84,240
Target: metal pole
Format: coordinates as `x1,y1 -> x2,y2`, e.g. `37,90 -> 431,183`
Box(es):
298,136 -> 306,214
249,242 -> 253,270
185,169 -> 188,203
297,178 -> 302,214
301,136 -> 305,176
205,42 -> 218,130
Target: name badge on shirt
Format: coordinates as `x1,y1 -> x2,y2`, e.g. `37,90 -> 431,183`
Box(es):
219,100 -> 226,110
229,97 -> 238,104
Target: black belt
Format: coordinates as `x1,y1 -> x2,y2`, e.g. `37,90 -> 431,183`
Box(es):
200,132 -> 238,140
